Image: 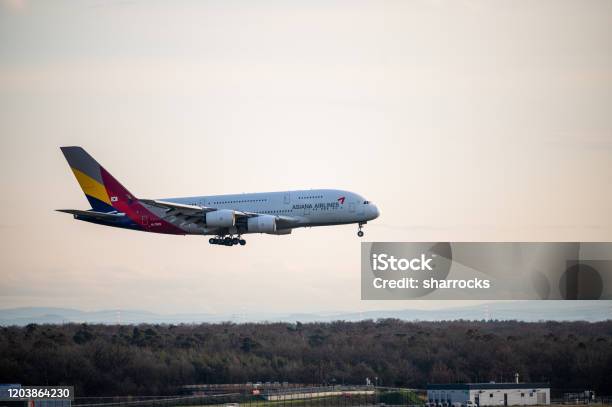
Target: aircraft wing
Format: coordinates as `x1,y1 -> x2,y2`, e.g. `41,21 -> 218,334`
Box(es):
139,199 -> 216,215
140,200 -> 300,229
140,199 -> 249,224
139,199 -> 217,226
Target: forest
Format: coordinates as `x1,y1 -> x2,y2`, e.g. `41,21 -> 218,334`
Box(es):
1,319 -> 611,397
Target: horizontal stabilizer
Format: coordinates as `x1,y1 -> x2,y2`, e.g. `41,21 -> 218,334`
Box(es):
56,209 -> 126,221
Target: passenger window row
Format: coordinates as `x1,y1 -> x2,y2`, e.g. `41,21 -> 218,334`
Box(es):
210,199 -> 268,205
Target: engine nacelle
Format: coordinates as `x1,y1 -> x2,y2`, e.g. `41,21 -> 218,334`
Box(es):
247,215 -> 276,233
206,209 -> 236,228
267,228 -> 292,235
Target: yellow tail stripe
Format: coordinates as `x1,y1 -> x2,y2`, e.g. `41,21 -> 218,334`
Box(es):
71,168 -> 112,206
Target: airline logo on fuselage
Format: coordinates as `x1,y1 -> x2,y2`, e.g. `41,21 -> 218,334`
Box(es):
293,201 -> 341,211
338,196 -> 345,204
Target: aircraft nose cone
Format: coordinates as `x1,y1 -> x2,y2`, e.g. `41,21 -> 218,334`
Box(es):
370,204 -> 380,220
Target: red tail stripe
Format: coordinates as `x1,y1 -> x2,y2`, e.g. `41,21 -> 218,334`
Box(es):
100,167 -> 185,235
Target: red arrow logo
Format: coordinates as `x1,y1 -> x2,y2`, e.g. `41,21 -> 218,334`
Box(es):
337,196 -> 345,204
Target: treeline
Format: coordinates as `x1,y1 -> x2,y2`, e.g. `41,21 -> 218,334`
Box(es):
1,320 -> 611,396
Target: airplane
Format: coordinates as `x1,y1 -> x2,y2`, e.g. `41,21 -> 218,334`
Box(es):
57,147 -> 380,246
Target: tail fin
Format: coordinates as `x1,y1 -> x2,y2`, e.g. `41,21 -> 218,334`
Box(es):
60,146 -> 137,212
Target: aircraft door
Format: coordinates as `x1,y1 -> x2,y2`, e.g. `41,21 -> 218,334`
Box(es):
349,202 -> 355,213
537,393 -> 546,404
284,192 -> 290,205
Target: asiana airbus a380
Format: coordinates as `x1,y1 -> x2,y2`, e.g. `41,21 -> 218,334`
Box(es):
57,147 -> 380,246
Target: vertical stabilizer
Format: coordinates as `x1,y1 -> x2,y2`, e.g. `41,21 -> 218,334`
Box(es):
60,146 -> 137,212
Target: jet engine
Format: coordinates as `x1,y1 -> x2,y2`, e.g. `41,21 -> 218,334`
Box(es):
268,228 -> 292,235
247,215 -> 276,233
206,209 -> 236,227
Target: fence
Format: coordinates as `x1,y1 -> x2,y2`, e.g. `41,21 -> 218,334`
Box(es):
72,386 -> 422,407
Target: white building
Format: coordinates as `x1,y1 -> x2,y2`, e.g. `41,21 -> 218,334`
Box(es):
427,383 -> 550,406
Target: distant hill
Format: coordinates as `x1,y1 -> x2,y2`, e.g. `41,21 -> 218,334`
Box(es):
0,301 -> 609,325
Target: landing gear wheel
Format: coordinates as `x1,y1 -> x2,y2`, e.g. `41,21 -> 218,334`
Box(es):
357,222 -> 365,237
210,235 -> 246,246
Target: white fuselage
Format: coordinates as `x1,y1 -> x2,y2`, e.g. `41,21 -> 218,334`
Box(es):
162,189 -> 379,235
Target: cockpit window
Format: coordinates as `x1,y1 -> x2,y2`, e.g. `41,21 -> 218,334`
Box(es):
364,201 -> 370,204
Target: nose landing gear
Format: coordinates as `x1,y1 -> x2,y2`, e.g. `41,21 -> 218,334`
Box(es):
357,222 -> 365,237
209,235 -> 246,246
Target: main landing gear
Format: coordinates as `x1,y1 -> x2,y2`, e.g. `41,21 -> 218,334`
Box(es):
357,222 -> 365,237
209,236 -> 246,246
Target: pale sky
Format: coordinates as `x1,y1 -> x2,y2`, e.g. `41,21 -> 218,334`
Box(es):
1,0 -> 611,315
